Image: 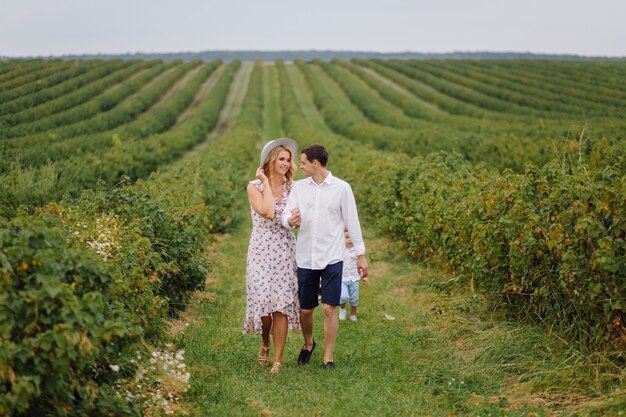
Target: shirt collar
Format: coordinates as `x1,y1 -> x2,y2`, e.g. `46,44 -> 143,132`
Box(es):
306,171 -> 334,185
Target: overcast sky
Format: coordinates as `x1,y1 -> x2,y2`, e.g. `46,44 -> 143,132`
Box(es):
2,0 -> 625,57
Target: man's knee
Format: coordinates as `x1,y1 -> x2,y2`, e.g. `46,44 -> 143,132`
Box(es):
301,308 -> 314,318
322,304 -> 336,317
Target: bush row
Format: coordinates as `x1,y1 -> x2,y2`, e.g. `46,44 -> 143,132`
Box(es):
1,61 -> 155,137
279,58 -> 626,352
396,60 -> 544,116
0,61 -> 235,217
441,60 -> 626,112
2,60 -> 209,174
335,59 -> 447,122
0,61 -> 85,102
367,59 -> 490,118
361,153 -> 626,348
302,60 -> 625,173
0,214 -> 142,416
315,59 -> 420,129
490,60 -> 626,98
0,60 -> 83,96
0,61 -> 258,417
0,60 -> 185,169
0,62 -> 178,171
0,60 -> 129,117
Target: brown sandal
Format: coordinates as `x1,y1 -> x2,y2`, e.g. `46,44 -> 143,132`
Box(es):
258,345 -> 271,366
270,362 -> 282,374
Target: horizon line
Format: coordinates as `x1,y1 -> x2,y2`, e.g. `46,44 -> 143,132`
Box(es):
2,49 -> 625,60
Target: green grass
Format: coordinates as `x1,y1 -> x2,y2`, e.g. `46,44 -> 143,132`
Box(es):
177,215 -> 526,416
262,64 -> 283,140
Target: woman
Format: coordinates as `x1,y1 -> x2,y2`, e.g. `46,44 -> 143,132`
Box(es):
243,138 -> 301,374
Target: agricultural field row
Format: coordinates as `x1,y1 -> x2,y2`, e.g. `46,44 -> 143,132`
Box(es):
274,60 -> 625,350
1,60 -> 259,416
2,59 -> 624,177
0,58 -> 624,415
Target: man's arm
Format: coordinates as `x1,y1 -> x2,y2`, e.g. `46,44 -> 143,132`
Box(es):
341,184 -> 368,277
340,185 -> 365,255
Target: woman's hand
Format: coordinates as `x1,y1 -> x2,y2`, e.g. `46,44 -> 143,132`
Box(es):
256,167 -> 269,184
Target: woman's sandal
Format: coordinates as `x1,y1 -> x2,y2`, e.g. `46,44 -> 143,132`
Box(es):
258,345 -> 271,366
270,362 -> 282,375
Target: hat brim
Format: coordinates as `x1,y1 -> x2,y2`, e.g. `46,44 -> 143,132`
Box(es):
259,138 -> 298,167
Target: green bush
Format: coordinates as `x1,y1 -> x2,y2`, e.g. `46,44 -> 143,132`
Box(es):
62,182 -> 210,322
0,215 -> 140,416
360,153 -> 626,348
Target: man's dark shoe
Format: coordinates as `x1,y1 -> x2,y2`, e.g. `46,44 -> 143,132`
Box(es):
297,339 -> 316,365
323,361 -> 336,369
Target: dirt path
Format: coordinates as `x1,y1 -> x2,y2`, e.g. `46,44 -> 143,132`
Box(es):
175,64 -> 226,126
185,62 -> 254,156
99,64 -> 153,96
150,64 -> 204,109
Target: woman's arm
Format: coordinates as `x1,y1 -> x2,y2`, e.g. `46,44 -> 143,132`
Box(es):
247,168 -> 275,219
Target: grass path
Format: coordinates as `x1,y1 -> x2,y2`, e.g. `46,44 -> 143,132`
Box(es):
185,62 -> 254,157
178,218 -> 626,416
145,63 -> 197,109
356,65 -> 444,113
285,64 -> 331,134
175,64 -> 225,126
262,64 -> 283,140
178,217 -> 553,416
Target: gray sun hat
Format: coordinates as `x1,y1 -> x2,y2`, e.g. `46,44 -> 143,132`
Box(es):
259,137 -> 298,167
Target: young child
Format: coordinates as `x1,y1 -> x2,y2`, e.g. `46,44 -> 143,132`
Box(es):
339,229 -> 369,321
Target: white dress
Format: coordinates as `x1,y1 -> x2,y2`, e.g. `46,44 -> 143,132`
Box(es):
243,180 -> 301,333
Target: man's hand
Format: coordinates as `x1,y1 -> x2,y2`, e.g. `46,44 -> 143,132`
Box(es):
288,208 -> 301,228
357,255 -> 368,279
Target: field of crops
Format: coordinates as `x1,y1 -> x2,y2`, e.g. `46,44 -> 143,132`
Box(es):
1,58 -> 624,415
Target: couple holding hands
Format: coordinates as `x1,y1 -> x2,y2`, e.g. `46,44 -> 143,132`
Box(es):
243,138 -> 368,374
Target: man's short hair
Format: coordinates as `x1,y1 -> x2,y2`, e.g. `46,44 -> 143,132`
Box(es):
301,144 -> 328,167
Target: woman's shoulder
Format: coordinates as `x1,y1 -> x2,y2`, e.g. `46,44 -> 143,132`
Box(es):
248,179 -> 263,192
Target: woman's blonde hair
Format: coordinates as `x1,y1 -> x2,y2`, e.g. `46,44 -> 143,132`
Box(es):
262,145 -> 296,190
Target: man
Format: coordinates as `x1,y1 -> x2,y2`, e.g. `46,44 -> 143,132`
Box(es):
282,144 -> 368,368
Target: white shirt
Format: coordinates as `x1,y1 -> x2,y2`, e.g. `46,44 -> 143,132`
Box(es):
282,171 -> 365,270
342,246 -> 360,282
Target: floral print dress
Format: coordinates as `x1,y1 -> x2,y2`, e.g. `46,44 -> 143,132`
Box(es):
243,180 -> 301,333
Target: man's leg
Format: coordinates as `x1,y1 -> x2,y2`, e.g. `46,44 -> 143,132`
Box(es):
322,303 -> 338,363
297,268 -> 319,364
319,262 -> 343,365
300,308 -> 314,350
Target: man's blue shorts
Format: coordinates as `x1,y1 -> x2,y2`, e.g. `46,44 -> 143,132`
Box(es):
297,262 -> 343,309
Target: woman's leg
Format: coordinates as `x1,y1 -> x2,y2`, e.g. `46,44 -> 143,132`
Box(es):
271,312 -> 288,364
261,315 -> 272,347
258,315 -> 273,365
